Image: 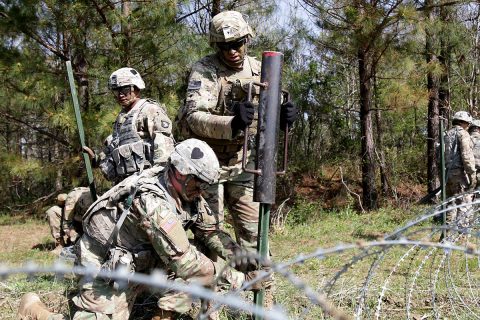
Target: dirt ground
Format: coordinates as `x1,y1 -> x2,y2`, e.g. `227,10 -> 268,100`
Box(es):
0,221 -> 51,257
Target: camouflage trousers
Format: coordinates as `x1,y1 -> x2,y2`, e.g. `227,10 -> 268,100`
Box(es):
70,235 -> 245,319
46,208 -> 62,240
203,167 -> 259,254
46,208 -> 79,244
446,171 -> 474,228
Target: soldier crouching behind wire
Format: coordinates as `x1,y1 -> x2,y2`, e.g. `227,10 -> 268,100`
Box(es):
19,139 -> 270,320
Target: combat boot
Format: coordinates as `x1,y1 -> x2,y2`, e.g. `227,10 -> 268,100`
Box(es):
18,292 -> 65,320
151,309 -> 176,320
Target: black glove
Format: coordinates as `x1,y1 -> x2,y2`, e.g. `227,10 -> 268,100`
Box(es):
280,101 -> 298,131
231,101 -> 255,134
244,268 -> 273,291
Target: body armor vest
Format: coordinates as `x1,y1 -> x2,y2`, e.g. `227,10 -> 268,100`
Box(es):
445,127 -> 462,171
99,99 -> 151,181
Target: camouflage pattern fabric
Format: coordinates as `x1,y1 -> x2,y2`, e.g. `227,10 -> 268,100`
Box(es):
72,235 -> 145,320
177,53 -> 262,252
445,125 -> 476,226
445,125 -> 476,178
95,99 -> 174,183
73,169 -> 246,318
45,205 -> 63,239
471,131 -> 480,187
45,187 -> 94,244
446,169 -> 474,227
209,11 -> 254,44
64,187 -> 94,223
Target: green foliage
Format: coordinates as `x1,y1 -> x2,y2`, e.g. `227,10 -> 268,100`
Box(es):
2,0 -> 480,212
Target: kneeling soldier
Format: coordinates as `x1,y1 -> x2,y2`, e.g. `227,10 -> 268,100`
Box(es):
19,139 -> 268,320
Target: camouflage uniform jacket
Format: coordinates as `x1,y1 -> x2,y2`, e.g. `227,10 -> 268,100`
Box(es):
471,131 -> 480,170
95,99 -> 174,182
445,125 -> 476,177
83,167 -> 239,265
64,187 -> 94,223
177,54 -> 261,167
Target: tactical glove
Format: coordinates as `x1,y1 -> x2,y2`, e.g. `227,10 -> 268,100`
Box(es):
231,101 -> 255,134
280,101 -> 298,131
244,268 -> 273,291
230,247 -> 259,272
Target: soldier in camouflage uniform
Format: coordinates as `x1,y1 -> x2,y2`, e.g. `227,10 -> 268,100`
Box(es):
19,139 -> 267,320
46,188 -> 95,254
469,119 -> 480,188
444,111 -> 476,225
176,11 -> 298,255
45,193 -> 68,252
84,67 -> 174,184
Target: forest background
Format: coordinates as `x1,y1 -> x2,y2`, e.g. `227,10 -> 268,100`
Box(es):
1,0 -> 478,216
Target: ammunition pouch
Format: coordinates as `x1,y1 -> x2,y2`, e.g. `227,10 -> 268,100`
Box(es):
101,246 -> 135,289
100,141 -> 147,181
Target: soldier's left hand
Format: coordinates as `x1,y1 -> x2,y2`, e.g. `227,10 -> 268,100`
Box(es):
280,101 -> 298,130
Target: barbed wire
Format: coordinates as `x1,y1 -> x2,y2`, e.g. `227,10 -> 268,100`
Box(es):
2,191 -> 480,319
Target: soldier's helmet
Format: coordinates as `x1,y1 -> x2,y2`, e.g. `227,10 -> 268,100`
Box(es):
108,67 -> 145,90
170,139 -> 220,184
209,11 -> 254,44
471,119 -> 480,128
453,111 -> 473,124
57,193 -> 67,206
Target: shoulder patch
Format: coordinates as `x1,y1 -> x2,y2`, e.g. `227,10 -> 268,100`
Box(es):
187,79 -> 202,91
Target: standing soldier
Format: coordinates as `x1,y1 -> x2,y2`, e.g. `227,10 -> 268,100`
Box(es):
176,11 -> 297,256
444,111 -> 476,225
18,139 -> 269,320
83,67 -> 175,184
469,119 -> 480,188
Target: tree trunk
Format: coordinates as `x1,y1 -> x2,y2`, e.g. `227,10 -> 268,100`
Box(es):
439,5 -> 451,118
425,0 -> 440,196
212,0 -> 221,17
374,73 -> 388,196
358,47 -> 378,210
121,0 -> 132,65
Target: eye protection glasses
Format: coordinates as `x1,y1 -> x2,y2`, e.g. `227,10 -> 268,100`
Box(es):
217,38 -> 246,51
112,86 -> 132,97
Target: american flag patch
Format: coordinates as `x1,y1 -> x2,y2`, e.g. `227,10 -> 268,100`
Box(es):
160,218 -> 176,233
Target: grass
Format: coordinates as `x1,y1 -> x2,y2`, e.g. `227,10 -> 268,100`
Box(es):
1,203 -> 478,319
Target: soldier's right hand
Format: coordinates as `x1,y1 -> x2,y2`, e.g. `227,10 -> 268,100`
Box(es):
244,268 -> 273,291
231,101 -> 255,133
82,146 -> 95,160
